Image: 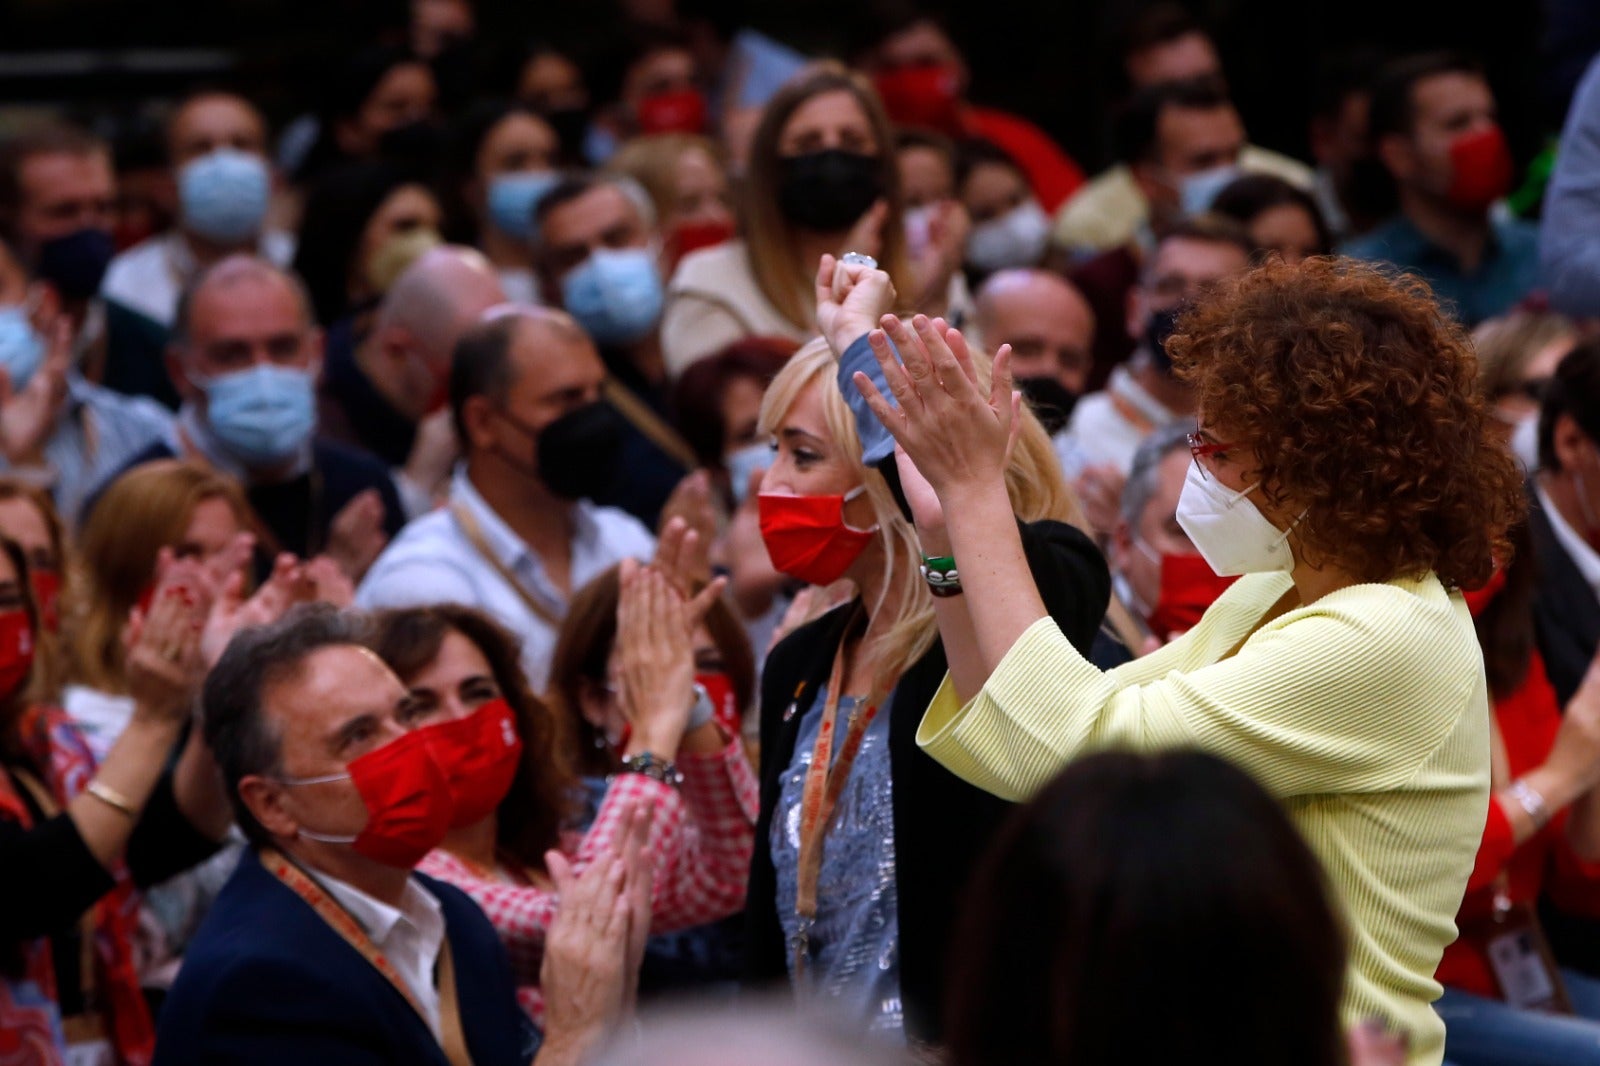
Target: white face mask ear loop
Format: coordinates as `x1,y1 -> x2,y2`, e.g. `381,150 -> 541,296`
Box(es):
841,483 -> 882,535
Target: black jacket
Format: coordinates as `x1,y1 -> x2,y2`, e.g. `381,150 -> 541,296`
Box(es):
1529,488 -> 1600,706
744,518 -> 1109,1042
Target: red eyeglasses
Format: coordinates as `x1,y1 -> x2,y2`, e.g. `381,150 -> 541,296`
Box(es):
1187,430 -> 1238,478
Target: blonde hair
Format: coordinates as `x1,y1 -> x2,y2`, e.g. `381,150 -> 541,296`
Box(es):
742,62 -> 913,332
607,133 -> 725,224
72,461 -> 251,694
1471,310 -> 1577,402
760,338 -> 1083,681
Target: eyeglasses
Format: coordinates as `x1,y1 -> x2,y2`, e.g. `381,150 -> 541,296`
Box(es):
1187,429 -> 1238,479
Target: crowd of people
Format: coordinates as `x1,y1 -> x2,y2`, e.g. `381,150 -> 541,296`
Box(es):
7,1 -> 1600,1064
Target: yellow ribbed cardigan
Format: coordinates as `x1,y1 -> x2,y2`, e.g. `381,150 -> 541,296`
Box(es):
917,571 -> 1488,1066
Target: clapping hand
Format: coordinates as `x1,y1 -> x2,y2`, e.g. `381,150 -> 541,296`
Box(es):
655,481 -> 716,593
539,801 -> 652,1064
125,553 -> 213,721
615,559 -> 726,757
853,313 -> 1022,501
326,489 -> 388,582
0,313 -> 71,465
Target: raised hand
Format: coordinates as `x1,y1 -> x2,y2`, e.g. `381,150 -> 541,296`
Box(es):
1076,463 -> 1126,541
615,560 -> 698,758
815,253 -> 898,358
840,199 -> 888,266
655,476 -> 717,593
326,488 -> 388,582
301,554 -> 356,608
125,566 -> 210,722
0,314 -> 71,465
908,200 -> 971,312
853,314 -> 1021,501
539,845 -> 634,1065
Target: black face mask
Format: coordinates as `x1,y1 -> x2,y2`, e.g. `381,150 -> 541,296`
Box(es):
35,227 -> 114,300
1144,306 -> 1183,374
1017,376 -> 1079,436
776,149 -> 884,232
532,402 -> 626,500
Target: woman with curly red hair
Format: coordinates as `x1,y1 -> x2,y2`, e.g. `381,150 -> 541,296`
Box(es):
832,255 -> 1524,1065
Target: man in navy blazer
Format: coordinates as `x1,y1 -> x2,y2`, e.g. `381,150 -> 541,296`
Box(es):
153,606 -> 535,1066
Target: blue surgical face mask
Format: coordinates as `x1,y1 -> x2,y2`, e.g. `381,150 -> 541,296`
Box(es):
0,305 -> 44,391
560,247 -> 663,347
726,441 -> 774,507
179,149 -> 272,244
198,363 -> 317,467
1178,164 -> 1242,216
487,171 -> 560,242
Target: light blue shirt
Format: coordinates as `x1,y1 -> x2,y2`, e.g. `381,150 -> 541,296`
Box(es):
355,468 -> 655,690
8,374 -> 176,526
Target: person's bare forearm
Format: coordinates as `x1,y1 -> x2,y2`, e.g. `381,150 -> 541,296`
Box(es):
173,725 -> 233,842
934,478 -> 1049,700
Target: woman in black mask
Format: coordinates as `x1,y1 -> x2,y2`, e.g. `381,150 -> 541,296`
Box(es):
661,62 -> 966,376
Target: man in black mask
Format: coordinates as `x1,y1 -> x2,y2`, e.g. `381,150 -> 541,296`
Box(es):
1056,216 -> 1249,537
973,268 -> 1096,437
355,306 -> 654,689
0,126 -> 118,376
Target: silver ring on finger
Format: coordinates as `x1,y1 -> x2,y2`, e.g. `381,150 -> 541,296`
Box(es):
840,252 -> 878,269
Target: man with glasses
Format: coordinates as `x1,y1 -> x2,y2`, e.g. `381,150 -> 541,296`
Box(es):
1056,216 -> 1251,538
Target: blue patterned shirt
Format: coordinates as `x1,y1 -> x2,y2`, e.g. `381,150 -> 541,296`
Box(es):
772,685 -> 903,1038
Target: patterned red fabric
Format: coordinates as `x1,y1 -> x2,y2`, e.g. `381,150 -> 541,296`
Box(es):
418,738 -> 758,1024
0,706 -> 154,1066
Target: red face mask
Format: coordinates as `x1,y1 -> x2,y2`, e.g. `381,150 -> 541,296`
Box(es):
1447,125 -> 1513,212
0,609 -> 35,703
1147,552 -> 1238,640
666,218 -> 736,271
696,671 -> 740,735
758,489 -> 878,586
288,729 -> 455,868
421,698 -> 524,830
30,571 -> 60,635
873,65 -> 963,134
637,89 -> 708,135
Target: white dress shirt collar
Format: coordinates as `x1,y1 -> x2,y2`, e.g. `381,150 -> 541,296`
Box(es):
316,871 -> 447,1039
1537,481 -> 1600,600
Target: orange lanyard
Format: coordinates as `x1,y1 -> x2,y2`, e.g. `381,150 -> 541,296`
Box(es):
259,848 -> 475,1066
792,639 -> 887,974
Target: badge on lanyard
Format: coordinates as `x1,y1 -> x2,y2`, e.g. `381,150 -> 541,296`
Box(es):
1484,897 -> 1572,1013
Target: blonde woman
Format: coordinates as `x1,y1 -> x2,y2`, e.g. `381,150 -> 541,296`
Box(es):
743,334 -> 1107,1044
662,62 -> 970,375
68,461 -> 254,760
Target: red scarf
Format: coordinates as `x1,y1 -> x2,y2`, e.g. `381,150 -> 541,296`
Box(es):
0,706 -> 154,1066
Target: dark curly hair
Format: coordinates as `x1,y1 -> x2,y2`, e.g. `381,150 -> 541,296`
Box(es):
1169,257 -> 1524,589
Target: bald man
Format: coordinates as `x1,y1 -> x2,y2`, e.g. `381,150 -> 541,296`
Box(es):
356,306 -> 654,689
320,245 -> 506,513
973,268 -> 1096,434
104,254 -> 405,580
